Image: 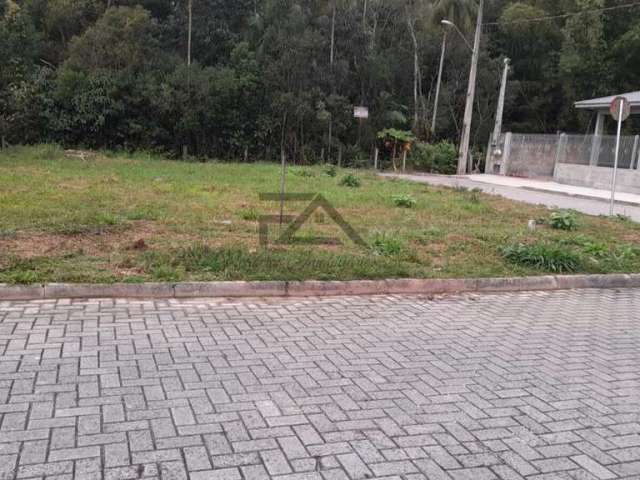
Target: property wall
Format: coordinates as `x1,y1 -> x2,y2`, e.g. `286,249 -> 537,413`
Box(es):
487,132 -> 640,194
505,134 -> 558,178
486,133 -> 561,179
554,163 -> 640,195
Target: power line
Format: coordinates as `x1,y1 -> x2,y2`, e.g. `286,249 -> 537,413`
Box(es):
484,1 -> 640,26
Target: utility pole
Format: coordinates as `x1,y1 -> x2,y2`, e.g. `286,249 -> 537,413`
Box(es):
491,57 -> 510,145
431,30 -> 448,136
187,0 -> 193,66
457,0 -> 484,175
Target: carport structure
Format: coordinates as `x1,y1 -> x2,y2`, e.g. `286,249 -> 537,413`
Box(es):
575,90 -> 640,166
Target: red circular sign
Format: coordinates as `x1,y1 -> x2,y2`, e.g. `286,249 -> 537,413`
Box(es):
610,96 -> 631,121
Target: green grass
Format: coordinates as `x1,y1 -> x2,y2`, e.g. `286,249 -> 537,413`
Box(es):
1,144 -> 640,283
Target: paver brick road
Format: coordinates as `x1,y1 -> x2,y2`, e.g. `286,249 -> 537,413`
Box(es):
1,289 -> 640,479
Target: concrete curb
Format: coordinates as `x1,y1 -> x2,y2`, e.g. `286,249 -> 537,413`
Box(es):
0,274 -> 639,300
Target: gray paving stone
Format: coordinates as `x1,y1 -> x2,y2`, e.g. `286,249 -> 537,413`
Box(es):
0,289 -> 639,479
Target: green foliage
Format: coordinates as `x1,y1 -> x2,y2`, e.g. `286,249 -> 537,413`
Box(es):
324,165 -> 337,177
371,232 -> 404,257
501,243 -> 582,272
238,208 -> 259,221
0,0 -> 638,162
392,194 -> 417,209
65,6 -> 162,73
377,128 -> 415,144
410,142 -> 458,174
339,173 -> 361,188
549,210 -> 578,231
3,147 -> 640,283
147,245 -> 420,281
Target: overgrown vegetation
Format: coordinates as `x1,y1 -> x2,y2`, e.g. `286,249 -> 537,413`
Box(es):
339,173 -> 361,188
501,243 -> 582,272
2,0 -> 637,162
1,146 -> 639,283
409,141 -> 458,174
392,194 -> 417,208
550,210 -> 578,231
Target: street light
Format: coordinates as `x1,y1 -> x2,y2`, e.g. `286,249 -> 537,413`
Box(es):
441,20 -> 474,52
431,19 -> 474,136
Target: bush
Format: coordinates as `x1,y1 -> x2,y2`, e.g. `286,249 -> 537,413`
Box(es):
549,210 -> 578,231
343,145 -> 369,168
501,243 -> 582,272
324,164 -> 337,177
339,173 -> 361,188
371,232 -> 404,256
392,194 -> 417,208
410,141 -> 457,174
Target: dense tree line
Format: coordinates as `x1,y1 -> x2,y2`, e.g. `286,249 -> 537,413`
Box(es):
1,0 -> 639,163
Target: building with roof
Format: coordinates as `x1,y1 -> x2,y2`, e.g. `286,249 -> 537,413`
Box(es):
485,91 -> 640,195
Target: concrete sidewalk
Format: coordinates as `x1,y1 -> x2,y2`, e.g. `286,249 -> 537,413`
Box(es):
469,174 -> 640,206
383,172 -> 640,221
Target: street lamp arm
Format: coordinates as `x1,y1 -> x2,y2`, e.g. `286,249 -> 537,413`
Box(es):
441,19 -> 474,53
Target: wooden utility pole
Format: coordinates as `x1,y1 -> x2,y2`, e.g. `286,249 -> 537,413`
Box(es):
187,0 -> 193,66
330,1 -> 336,66
431,30 -> 447,136
406,11 -> 420,133
457,0 -> 484,174
328,0 -> 336,162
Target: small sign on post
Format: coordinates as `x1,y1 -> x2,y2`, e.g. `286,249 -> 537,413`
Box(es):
609,96 -> 630,216
354,106 -> 369,149
353,106 -> 369,119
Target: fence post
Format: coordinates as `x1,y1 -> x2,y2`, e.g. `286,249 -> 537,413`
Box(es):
500,132 -> 512,175
373,148 -> 379,171
485,136 -> 495,173
554,133 -> 567,172
632,135 -> 639,170
590,112 -> 604,166
402,150 -> 407,172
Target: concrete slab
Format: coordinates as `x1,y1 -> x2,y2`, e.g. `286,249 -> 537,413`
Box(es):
383,172 -> 640,221
469,174 -> 640,205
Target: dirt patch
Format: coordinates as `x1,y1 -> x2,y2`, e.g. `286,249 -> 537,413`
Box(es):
0,221 -> 169,258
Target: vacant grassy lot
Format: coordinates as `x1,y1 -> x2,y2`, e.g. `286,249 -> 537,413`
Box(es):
1,144 -> 639,284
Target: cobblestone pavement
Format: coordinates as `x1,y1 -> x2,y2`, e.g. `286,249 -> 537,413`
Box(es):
1,289 -> 640,480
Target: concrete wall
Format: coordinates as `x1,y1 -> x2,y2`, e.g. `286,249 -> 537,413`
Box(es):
554,163 -> 640,195
485,133 -> 559,179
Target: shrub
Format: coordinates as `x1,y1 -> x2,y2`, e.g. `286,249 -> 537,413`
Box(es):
410,141 -> 457,174
324,164 -> 337,177
377,128 -> 415,144
549,210 -> 578,231
339,173 -> 361,188
371,232 -> 404,256
501,243 -> 582,272
343,145 -> 369,168
392,194 -> 417,208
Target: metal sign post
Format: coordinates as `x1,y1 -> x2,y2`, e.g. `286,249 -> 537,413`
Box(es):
609,96 -> 631,216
